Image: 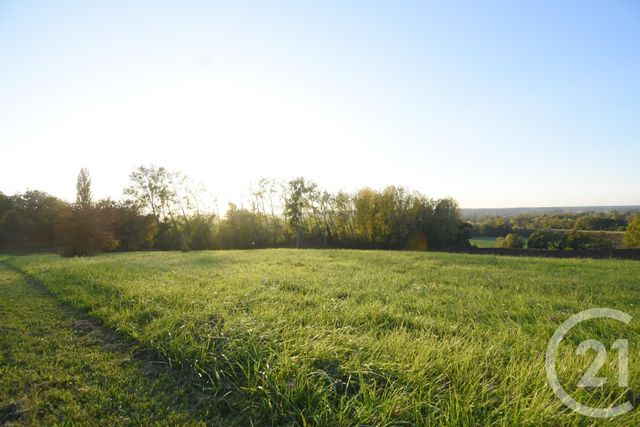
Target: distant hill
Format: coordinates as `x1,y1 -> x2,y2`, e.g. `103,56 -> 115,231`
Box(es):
461,206 -> 640,219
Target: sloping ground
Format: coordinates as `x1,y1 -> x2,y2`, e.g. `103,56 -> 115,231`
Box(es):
0,262 -> 225,426
3,250 -> 640,425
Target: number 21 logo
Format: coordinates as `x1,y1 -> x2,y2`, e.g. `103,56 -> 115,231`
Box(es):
576,338 -> 628,388
546,308 -> 633,419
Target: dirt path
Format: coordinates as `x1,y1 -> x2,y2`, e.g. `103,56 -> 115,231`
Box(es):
0,262 -> 220,426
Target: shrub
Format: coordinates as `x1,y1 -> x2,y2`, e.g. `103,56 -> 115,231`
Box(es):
496,233 -> 525,249
527,231 -> 550,249
60,205 -> 118,257
624,215 -> 640,248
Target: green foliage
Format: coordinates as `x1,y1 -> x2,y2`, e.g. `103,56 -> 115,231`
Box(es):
574,213 -> 621,231
112,202 -> 158,250
0,190 -> 66,251
154,222 -> 186,251
6,250 -> 640,424
2,167 -> 472,253
496,233 -> 525,248
233,178 -> 469,250
559,230 -> 616,251
284,177 -> 317,248
75,168 -> 93,207
350,188 -> 469,249
624,215 -> 640,248
219,204 -> 269,249
124,165 -> 177,220
186,214 -> 217,250
471,211 -> 635,237
60,204 -> 118,257
527,231 -> 551,249
62,169 -> 116,256
472,216 -> 513,236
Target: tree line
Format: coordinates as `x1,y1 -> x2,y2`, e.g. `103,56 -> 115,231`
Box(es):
471,211 -> 636,237
471,212 -> 640,250
0,166 -> 472,256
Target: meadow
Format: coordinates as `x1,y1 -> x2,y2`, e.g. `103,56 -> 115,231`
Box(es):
2,249 -> 640,425
469,237 -> 498,248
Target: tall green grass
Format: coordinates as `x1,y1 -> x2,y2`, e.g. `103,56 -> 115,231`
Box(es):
6,250 -> 640,425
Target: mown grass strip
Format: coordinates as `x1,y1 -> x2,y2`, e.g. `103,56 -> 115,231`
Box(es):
0,260 -> 230,426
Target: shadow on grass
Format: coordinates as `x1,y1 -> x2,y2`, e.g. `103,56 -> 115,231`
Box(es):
0,260 -> 238,425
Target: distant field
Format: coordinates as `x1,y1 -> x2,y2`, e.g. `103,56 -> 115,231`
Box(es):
3,250 -> 640,425
469,236 -> 498,248
471,236 -> 529,248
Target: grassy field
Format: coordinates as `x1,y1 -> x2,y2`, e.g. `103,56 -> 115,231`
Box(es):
469,236 -> 498,248
2,249 -> 640,425
0,263 -> 219,425
470,236 -> 530,248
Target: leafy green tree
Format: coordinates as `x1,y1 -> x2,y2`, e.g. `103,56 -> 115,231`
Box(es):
496,233 -> 525,248
624,215 -> 640,248
353,188 -> 378,244
474,217 -> 512,237
585,232 -> 616,250
0,192 -> 12,219
563,230 -> 615,250
60,206 -> 118,256
332,191 -> 355,242
0,190 -> 66,250
124,165 -> 176,220
188,214 -> 217,250
76,168 -> 93,207
219,204 -> 269,249
527,231 -> 550,249
431,198 -> 463,246
62,171 -> 117,256
560,230 -> 589,250
285,177 -> 316,248
112,201 -> 158,250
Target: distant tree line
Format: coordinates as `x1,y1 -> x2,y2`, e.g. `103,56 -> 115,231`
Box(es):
471,211 -> 635,237
0,166 -> 472,256
493,230 -> 625,250
471,211 -> 640,250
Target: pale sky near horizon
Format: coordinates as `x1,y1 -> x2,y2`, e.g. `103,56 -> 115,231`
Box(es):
1,0 -> 639,210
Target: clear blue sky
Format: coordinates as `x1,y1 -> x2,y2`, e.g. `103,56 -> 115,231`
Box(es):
1,0 -> 639,208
